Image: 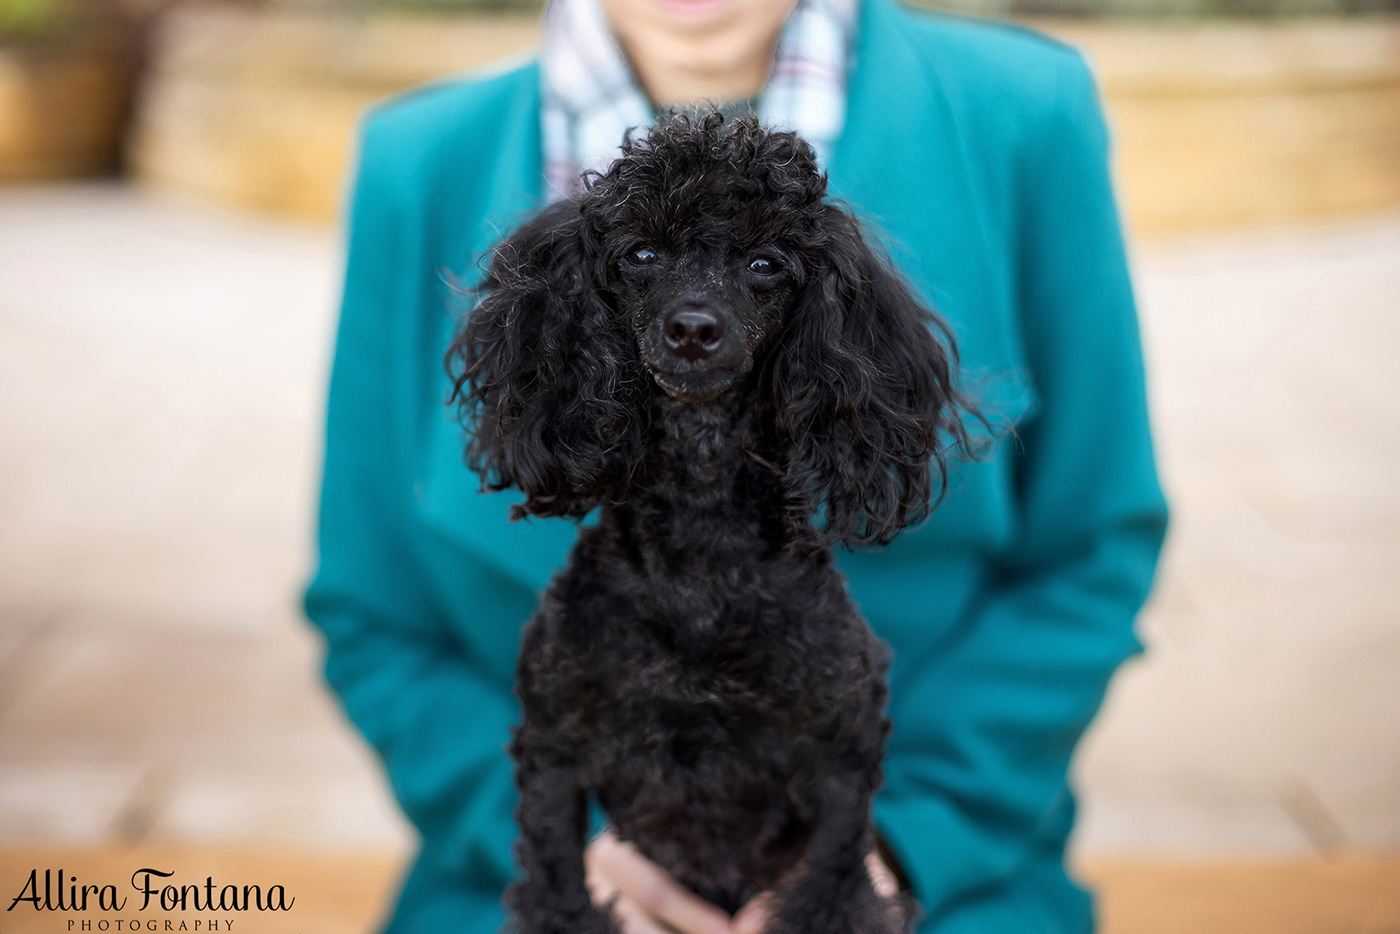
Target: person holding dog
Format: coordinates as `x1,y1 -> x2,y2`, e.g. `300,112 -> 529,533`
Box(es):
303,0 -> 1168,932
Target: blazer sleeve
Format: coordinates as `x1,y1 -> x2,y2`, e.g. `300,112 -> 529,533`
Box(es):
872,53 -> 1168,920
303,113 -> 520,888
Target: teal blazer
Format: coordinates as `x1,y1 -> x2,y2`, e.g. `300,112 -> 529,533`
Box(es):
304,1 -> 1167,931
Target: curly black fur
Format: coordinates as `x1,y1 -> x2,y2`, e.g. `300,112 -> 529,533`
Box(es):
446,114 -> 971,934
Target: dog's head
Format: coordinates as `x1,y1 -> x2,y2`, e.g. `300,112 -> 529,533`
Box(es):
449,114 -> 971,545
581,114 -> 824,405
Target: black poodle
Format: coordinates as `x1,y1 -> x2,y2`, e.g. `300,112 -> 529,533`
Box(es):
447,114 -> 969,934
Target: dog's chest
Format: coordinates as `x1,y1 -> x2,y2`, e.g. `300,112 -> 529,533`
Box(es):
570,633 -> 830,907
561,622 -> 820,772
544,528 -> 874,763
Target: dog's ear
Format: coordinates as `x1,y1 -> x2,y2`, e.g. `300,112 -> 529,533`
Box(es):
447,201 -> 644,520
761,206 -> 972,547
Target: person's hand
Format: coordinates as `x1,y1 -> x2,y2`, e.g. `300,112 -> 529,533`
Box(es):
586,829 -> 735,934
585,828 -> 901,934
730,850 -> 900,934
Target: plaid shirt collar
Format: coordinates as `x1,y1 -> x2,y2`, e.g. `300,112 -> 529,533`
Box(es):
540,0 -> 860,201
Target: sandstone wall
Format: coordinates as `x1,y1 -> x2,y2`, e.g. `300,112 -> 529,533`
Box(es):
128,7 -> 1400,237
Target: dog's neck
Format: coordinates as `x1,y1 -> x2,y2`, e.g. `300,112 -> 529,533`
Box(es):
655,395 -> 748,489
608,386 -> 789,565
596,389 -> 784,651
642,392 -> 757,518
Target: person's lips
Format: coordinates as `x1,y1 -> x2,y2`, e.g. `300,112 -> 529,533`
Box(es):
656,0 -> 733,22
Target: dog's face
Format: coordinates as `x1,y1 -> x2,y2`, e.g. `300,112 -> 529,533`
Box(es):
450,114 -> 970,543
607,233 -> 796,404
579,118 -> 822,404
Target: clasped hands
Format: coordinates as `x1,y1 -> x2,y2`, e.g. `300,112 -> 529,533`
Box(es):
585,829 -> 900,934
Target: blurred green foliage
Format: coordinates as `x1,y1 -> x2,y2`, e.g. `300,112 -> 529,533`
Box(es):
0,0 -> 71,37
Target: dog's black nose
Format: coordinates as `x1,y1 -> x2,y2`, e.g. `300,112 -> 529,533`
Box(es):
662,308 -> 725,361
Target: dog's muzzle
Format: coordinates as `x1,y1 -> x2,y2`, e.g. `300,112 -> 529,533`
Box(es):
641,302 -> 748,403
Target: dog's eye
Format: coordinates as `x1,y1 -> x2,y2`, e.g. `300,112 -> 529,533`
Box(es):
748,257 -> 778,276
628,246 -> 659,267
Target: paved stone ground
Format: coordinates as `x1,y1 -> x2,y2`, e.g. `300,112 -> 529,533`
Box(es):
0,184 -> 1396,856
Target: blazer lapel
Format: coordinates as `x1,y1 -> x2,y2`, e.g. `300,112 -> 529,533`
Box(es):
417,70 -> 586,594
831,0 -> 1006,358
